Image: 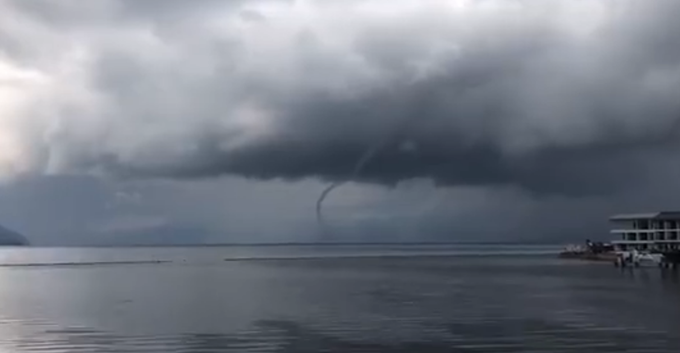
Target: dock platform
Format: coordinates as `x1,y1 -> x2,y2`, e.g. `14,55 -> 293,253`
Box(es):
661,251 -> 680,268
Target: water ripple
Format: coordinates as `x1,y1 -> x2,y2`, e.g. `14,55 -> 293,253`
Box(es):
0,250 -> 678,352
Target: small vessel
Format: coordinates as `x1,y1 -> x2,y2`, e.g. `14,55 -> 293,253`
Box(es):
613,249 -> 663,267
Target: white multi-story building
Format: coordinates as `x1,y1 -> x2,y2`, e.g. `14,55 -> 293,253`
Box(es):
610,212 -> 680,251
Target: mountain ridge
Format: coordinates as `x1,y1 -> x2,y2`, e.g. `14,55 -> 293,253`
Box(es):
0,224 -> 30,246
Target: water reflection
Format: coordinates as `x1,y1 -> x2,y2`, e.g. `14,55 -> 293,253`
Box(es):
2,317 -> 679,352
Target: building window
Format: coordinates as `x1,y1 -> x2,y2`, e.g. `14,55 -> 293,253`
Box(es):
638,220 -> 649,229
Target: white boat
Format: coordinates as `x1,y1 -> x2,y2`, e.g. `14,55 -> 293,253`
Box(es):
614,249 -> 663,267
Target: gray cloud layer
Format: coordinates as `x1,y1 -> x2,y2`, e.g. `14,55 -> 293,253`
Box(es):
2,0 -> 680,196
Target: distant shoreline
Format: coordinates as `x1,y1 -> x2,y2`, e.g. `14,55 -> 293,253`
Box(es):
20,242 -> 565,248
0,260 -> 170,267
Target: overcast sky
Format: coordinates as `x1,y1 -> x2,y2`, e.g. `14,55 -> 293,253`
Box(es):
1,0 -> 680,245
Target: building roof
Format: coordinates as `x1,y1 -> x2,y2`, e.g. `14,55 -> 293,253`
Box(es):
610,211 -> 680,221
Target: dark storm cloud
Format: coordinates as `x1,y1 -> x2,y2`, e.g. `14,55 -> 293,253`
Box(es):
2,0 -> 680,196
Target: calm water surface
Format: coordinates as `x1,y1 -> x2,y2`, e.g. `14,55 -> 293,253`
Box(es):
0,245 -> 678,352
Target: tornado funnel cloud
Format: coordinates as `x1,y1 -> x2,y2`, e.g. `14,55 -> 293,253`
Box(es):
314,83 -> 464,234
316,182 -> 343,220
315,142 -> 386,231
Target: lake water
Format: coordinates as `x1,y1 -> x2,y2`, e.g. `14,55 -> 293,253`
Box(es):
0,245 -> 679,352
